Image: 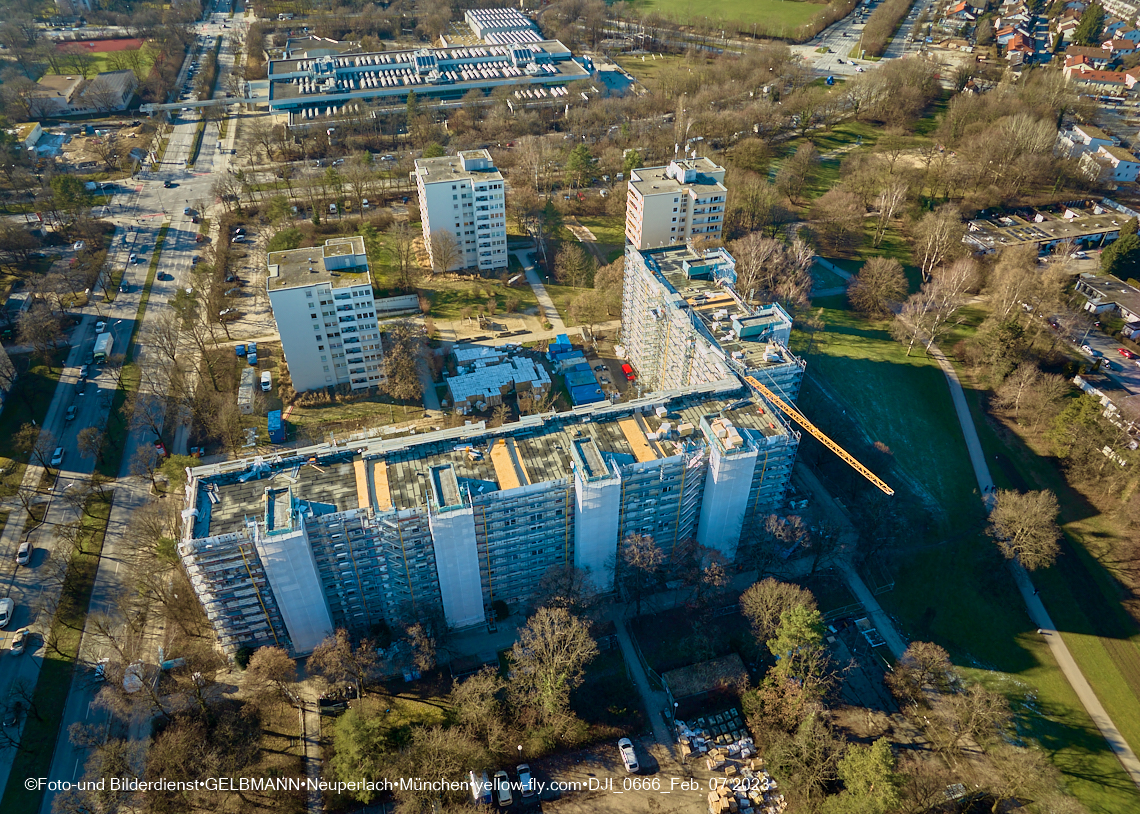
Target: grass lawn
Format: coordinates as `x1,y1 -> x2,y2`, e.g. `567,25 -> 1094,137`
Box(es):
2,493 -> 112,813
46,45 -> 155,77
793,299 -> 1140,812
0,349 -> 70,497
624,0 -> 824,30
420,276 -> 539,322
543,283 -> 595,326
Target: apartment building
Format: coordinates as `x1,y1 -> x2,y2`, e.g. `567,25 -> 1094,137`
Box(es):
621,244 -> 805,400
266,236 -> 386,393
414,150 -> 509,273
625,158 -> 728,250
179,380 -> 799,654
1080,143 -> 1140,183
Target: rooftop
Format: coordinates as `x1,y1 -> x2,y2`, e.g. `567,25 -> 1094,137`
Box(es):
187,381 -> 795,539
414,149 -> 503,184
1077,272 -> 1140,316
630,157 -> 727,199
33,74 -> 83,97
1101,144 -> 1140,163
965,202 -> 1128,249
266,236 -> 370,291
638,244 -> 797,372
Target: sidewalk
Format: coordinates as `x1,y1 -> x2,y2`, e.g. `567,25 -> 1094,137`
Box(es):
512,249 -> 565,332
925,341 -> 1140,790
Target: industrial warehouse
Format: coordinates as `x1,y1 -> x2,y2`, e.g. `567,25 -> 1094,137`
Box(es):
266,39 -> 588,124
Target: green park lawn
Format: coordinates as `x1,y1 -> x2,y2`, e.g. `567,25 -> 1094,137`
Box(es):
793,299 -> 1140,812
46,44 -> 155,77
625,0 -> 825,30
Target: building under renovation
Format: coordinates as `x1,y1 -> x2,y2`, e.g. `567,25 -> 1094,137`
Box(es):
621,244 -> 805,402
179,380 -> 800,655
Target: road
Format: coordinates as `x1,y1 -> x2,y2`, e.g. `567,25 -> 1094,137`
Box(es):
0,3 -> 250,809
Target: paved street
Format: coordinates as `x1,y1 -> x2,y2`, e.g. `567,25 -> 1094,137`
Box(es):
0,2 -> 250,808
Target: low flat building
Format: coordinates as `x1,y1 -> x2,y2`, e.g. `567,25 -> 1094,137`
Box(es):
964,201 -> 1128,253
29,70 -> 136,116
266,236 -> 386,393
8,123 -> 42,150
267,40 -> 588,126
447,354 -> 551,410
465,8 -> 542,45
1076,273 -> 1140,322
179,380 -> 800,654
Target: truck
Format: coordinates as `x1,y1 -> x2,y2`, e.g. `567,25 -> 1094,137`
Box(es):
93,332 -> 114,364
267,410 -> 286,444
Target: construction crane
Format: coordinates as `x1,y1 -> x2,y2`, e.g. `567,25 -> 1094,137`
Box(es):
743,375 -> 895,497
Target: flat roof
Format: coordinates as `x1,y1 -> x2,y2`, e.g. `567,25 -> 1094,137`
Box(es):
641,245 -> 796,371
965,204 -> 1126,249
188,381 -> 794,538
414,154 -> 504,185
630,157 -> 726,198
1078,272 -> 1140,315
266,237 -> 370,291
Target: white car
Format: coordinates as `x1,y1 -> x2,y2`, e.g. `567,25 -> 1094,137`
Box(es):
9,628 -> 29,655
493,770 -> 512,806
123,661 -> 144,693
16,542 -> 30,566
0,598 -> 13,629
1081,344 -> 1101,357
73,240 -> 86,251
95,320 -> 106,333
50,447 -> 64,467
618,737 -> 639,773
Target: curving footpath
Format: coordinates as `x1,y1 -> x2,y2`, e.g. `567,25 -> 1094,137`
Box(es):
925,341 -> 1140,790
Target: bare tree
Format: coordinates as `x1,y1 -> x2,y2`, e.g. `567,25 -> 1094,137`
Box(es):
619,533 -> 663,615
912,205 -> 962,282
428,229 -> 463,273
847,257 -> 908,317
508,607 -> 597,732
987,489 -> 1062,570
309,629 -> 378,698
386,222 -> 420,291
246,646 -> 299,705
874,179 -> 908,247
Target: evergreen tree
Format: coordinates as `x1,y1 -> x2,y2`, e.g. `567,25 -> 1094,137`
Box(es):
1072,2 -> 1105,45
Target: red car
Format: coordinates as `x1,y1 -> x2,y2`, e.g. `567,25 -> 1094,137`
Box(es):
1118,348 -> 1137,359
621,363 -> 636,382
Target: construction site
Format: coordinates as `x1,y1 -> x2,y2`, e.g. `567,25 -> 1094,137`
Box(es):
179,379 -> 802,655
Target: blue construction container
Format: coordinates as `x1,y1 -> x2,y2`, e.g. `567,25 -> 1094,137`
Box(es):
267,410 -> 286,444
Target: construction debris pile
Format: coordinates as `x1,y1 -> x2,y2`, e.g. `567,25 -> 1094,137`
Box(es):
677,713 -> 787,814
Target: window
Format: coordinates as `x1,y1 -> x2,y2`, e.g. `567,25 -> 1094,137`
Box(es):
323,366 -> 330,372
306,291 -> 313,298
311,313 -> 317,319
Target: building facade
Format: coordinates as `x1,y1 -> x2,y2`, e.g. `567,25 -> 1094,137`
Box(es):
625,158 -> 727,250
414,150 -> 509,273
621,244 -> 805,400
179,381 -> 800,654
266,236 -> 386,393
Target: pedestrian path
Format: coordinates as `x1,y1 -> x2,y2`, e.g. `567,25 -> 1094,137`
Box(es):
512,249 -> 564,331
925,341 -> 1140,790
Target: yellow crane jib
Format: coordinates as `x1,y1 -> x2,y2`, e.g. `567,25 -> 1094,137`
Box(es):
743,376 -> 895,497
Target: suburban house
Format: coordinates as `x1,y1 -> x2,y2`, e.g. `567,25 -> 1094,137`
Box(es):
947,1 -> 978,20
1057,122 -> 1117,156
1103,37 -> 1140,57
1065,45 -> 1112,68
1080,143 -> 1140,183
1063,63 -> 1132,93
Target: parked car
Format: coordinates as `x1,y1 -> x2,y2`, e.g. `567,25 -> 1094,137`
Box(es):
76,379 -> 86,396
470,771 -> 492,805
73,240 -> 86,251
493,771 -> 512,807
16,542 -> 31,566
0,598 -> 13,629
329,203 -> 338,214
517,764 -> 535,797
1119,348 -> 1136,359
65,405 -> 77,422
183,207 -> 191,215
618,738 -> 639,773
3,701 -> 23,727
95,320 -> 106,333
1081,344 -> 1102,357
621,363 -> 636,381
362,199 -> 370,209
260,371 -> 272,391
123,661 -> 144,693
163,180 -> 174,188
51,447 -> 64,467
120,282 -> 129,293
9,628 -> 29,656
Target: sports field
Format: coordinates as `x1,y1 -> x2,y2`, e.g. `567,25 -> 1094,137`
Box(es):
49,39 -> 154,77
628,0 -> 824,30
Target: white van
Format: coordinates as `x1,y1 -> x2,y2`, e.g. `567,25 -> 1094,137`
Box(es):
260,371 -> 272,391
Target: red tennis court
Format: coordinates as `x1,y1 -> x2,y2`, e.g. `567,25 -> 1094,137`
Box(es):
55,38 -> 144,54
